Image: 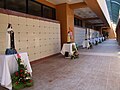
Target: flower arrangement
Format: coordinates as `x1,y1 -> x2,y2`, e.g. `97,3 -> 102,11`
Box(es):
71,44 -> 79,59
11,54 -> 33,90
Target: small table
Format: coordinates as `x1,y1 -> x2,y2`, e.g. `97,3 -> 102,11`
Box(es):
102,37 -> 105,40
82,40 -> 90,48
61,43 -> 76,56
0,52 -> 32,90
94,37 -> 99,42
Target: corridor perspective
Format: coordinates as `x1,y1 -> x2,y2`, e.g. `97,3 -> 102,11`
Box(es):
0,0 -> 120,90
22,39 -> 120,90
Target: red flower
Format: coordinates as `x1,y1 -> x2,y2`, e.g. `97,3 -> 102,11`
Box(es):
21,79 -> 24,82
16,82 -> 18,85
20,74 -> 23,77
15,72 -> 18,76
20,69 -> 23,73
29,80 -> 32,82
17,54 -> 21,58
22,80 -> 26,84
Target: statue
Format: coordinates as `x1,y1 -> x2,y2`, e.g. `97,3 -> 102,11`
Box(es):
5,23 -> 17,55
67,31 -> 71,43
67,27 -> 73,43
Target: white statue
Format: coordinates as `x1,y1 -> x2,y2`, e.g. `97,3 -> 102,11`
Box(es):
5,23 -> 17,55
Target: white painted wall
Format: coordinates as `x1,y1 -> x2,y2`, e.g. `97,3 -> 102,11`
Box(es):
74,27 -> 100,46
74,27 -> 86,46
90,29 -> 99,38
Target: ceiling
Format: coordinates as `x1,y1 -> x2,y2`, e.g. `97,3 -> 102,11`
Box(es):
94,24 -> 105,26
88,19 -> 103,24
74,7 -> 103,24
74,7 -> 98,18
45,0 -> 105,26
46,0 -> 84,5
106,0 -> 120,24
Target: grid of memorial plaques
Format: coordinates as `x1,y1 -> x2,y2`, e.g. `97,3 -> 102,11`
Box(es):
74,27 -> 100,46
0,13 -> 61,62
74,27 -> 86,46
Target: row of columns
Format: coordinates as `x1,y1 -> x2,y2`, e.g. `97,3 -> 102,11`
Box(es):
56,3 -> 101,46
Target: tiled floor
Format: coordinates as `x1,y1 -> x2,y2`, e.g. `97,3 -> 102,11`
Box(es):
1,39 -> 120,90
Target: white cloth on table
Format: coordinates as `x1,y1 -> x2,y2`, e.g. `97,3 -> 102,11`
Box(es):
82,40 -> 90,48
102,37 -> 105,40
99,37 -> 103,42
61,43 -> 76,56
94,38 -> 99,42
89,39 -> 93,44
91,38 -> 96,44
0,52 -> 32,90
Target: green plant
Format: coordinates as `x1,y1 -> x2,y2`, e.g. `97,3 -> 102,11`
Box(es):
11,54 -> 33,90
71,44 -> 79,59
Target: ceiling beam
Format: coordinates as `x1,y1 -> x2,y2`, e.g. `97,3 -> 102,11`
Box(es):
85,21 -> 93,25
94,25 -> 105,27
74,15 -> 84,20
84,0 -> 109,27
70,2 -> 88,9
92,23 -> 104,25
83,17 -> 100,20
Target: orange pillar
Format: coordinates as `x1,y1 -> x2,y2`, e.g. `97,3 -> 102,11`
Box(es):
56,3 -> 74,46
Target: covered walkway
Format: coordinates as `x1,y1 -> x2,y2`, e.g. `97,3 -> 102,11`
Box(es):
0,0 -> 119,90
23,39 -> 120,90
